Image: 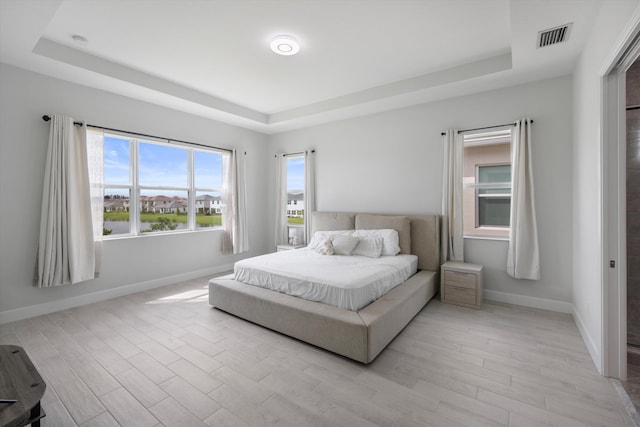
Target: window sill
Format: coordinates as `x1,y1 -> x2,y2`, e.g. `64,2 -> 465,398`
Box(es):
464,235 -> 509,242
103,227 -> 223,241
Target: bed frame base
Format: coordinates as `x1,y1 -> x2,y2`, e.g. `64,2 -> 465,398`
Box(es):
208,269 -> 437,364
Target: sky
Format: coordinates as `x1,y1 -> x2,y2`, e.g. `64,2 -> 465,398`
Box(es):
104,135 -> 223,197
104,135 -> 304,196
287,156 -> 304,191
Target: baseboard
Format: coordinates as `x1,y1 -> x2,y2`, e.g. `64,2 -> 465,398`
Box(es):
0,264 -> 234,324
572,305 -> 602,374
483,289 -> 573,313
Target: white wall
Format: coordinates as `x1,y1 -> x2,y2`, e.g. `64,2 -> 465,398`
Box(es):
572,0 -> 640,373
269,76 -> 574,309
0,63 -> 270,322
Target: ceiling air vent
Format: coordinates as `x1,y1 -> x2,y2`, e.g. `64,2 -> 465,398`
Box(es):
537,23 -> 572,48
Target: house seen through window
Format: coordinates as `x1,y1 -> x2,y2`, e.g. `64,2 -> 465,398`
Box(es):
286,155 -> 305,245
101,130 -> 224,237
462,129 -> 512,238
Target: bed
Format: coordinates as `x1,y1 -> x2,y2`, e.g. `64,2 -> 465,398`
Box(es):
208,212 -> 441,363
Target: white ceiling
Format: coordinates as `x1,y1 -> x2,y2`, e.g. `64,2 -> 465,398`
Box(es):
0,0 -> 602,134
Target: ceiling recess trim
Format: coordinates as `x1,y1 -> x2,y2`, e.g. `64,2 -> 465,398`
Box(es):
33,37 -> 512,130
270,52 -> 513,124
32,37 -> 269,124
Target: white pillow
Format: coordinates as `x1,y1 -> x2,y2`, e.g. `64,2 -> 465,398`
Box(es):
352,237 -> 384,258
331,235 -> 360,255
313,236 -> 335,255
307,230 -> 354,250
352,229 -> 401,256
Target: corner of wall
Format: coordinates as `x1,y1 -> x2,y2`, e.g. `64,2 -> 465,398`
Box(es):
573,304 -> 603,374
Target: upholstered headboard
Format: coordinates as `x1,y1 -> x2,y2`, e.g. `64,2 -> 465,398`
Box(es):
310,212 -> 440,272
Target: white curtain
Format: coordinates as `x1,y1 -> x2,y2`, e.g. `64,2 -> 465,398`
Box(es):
507,119 -> 540,280
36,115 -> 95,287
303,150 -> 315,244
86,128 -> 104,277
221,150 -> 249,255
274,154 -> 288,246
441,129 -> 464,263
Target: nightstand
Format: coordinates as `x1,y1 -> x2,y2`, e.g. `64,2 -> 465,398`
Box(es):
276,244 -> 305,252
440,261 -> 483,309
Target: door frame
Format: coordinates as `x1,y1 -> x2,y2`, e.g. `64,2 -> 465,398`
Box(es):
602,14 -> 640,379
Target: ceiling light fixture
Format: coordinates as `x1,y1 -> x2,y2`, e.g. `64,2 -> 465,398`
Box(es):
270,35 -> 300,56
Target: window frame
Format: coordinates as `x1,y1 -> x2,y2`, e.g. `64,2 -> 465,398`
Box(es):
101,130 -> 226,239
474,163 -> 512,229
462,129 -> 512,239
285,154 -> 305,244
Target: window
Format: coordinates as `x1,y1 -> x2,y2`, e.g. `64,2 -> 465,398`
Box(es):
99,129 -> 224,237
462,130 -> 512,238
286,155 -> 305,244
477,164 -> 511,227
103,135 -> 131,236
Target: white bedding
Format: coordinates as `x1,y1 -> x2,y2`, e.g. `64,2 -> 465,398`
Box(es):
233,249 -> 418,311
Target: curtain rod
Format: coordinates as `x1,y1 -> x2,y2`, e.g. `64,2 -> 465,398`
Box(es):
42,115 -> 233,153
439,120 -> 534,136
274,150 -> 315,158
628,105 -> 640,111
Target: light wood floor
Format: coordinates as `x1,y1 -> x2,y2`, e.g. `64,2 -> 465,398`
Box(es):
0,276 -> 635,427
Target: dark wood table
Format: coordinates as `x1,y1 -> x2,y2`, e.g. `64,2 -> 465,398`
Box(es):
0,345 -> 46,427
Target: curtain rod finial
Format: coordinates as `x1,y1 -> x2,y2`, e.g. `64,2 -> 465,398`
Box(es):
42,115 -> 51,122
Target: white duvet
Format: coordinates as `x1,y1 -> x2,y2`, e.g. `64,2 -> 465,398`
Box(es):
234,249 -> 418,311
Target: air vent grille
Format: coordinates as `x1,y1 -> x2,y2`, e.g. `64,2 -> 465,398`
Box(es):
537,23 -> 572,48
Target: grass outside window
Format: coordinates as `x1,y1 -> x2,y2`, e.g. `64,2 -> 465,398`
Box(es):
104,211 -> 222,227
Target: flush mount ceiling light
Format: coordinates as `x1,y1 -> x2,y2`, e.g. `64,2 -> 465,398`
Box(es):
270,35 -> 300,56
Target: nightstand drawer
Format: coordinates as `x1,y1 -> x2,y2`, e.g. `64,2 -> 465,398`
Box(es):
443,270 -> 476,289
443,285 -> 477,306
440,261 -> 483,309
